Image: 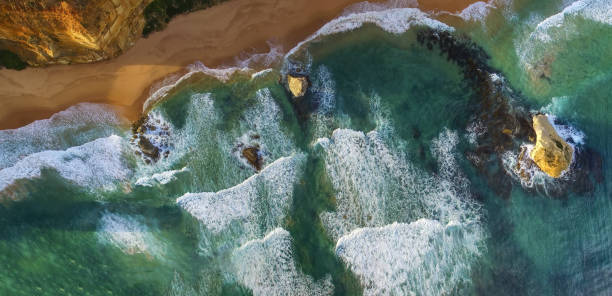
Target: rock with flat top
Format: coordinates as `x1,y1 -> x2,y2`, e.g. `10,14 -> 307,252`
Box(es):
287,75 -> 308,98
529,114 -> 573,178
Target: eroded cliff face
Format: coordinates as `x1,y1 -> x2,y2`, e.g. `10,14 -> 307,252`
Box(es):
0,0 -> 153,66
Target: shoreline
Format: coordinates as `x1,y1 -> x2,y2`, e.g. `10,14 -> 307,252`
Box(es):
0,0 -> 479,130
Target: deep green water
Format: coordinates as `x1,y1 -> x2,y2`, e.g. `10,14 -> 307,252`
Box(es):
0,1 -> 611,295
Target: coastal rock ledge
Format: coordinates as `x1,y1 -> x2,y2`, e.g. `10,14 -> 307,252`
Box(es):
530,114 -> 573,178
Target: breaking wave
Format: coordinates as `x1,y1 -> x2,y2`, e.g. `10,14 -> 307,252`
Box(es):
336,219 -> 482,296
317,127 -> 481,241
232,228 -> 334,296
135,167 -> 189,187
177,154 -> 304,237
313,94 -> 484,293
0,103 -> 124,170
0,135 -> 132,197
287,7 -> 454,58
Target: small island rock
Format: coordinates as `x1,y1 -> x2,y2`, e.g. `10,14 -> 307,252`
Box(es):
529,114 -> 573,178
287,75 -> 308,98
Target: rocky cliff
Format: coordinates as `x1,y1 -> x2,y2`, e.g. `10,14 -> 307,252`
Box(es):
0,0 -> 153,66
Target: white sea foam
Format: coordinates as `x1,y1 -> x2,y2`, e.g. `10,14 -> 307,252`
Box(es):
287,8 -> 454,58
317,127 -> 481,241
232,228 -> 334,296
151,85 -> 296,191
541,96 -> 572,117
465,119 -> 487,145
250,68 -> 274,80
177,153 -> 304,237
143,43 -> 285,112
341,0 -> 418,16
0,135 -> 131,195
0,103 -> 124,170
534,0 -> 612,41
518,0 -> 612,77
314,95 -> 483,293
336,219 -> 482,296
501,144 -> 552,189
235,42 -> 284,69
97,212 -> 164,257
309,65 -> 338,140
135,167 -> 189,187
142,62 -> 251,112
457,1 -> 494,22
546,114 -> 585,146
241,88 -> 296,159
168,272 -> 199,296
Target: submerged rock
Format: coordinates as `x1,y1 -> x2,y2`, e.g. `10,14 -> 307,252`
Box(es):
242,146 -> 264,172
131,113 -> 172,164
286,75 -> 309,98
138,135 -> 160,162
529,115 -> 573,178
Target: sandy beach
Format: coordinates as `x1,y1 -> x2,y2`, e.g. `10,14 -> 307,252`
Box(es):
0,0 -> 479,130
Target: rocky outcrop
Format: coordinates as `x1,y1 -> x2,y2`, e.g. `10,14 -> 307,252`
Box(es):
0,0 -> 153,66
287,75 -> 308,98
417,28 -> 603,198
529,114 -> 573,178
242,146 -> 264,171
131,113 -> 172,164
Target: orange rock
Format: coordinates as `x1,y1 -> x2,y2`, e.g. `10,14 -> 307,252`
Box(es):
287,75 -> 308,98
529,115 -> 573,178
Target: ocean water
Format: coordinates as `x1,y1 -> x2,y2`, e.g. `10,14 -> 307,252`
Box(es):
1,1 -> 611,295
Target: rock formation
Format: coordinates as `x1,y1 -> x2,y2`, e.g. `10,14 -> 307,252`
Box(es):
287,75 -> 308,98
131,113 -> 171,164
0,0 -> 153,66
417,28 -> 602,198
529,114 -> 573,178
242,146 -> 264,171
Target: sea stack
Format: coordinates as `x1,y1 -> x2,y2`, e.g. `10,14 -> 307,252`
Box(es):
529,114 -> 573,178
286,75 -> 308,98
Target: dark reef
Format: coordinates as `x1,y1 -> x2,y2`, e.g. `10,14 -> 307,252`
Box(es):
416,28 -> 603,199
131,114 -> 172,164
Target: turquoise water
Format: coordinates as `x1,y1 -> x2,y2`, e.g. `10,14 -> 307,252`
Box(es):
1,1 -> 611,295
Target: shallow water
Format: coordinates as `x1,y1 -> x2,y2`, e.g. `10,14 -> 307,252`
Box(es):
0,1 -> 611,295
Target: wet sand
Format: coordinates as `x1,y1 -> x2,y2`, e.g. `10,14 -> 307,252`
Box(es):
0,0 -> 479,130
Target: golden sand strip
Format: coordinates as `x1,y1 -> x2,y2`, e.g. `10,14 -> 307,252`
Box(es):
0,0 -> 478,129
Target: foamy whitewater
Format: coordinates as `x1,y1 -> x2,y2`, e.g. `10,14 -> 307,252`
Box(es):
1,1 -> 611,295
0,135 -> 131,195
177,154 -> 304,236
336,219 -> 481,296
97,212 -> 165,257
0,103 -> 124,170
232,228 -> 334,296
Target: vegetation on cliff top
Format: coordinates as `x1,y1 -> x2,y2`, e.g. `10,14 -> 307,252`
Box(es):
142,0 -> 227,36
0,50 -> 27,70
